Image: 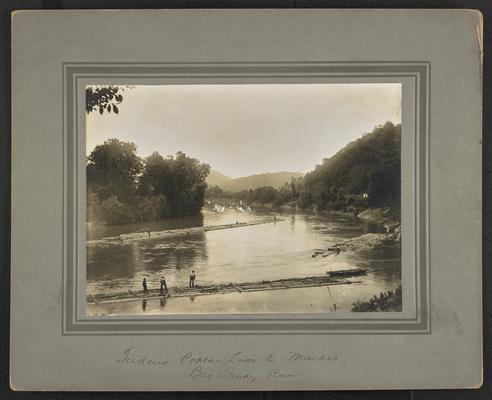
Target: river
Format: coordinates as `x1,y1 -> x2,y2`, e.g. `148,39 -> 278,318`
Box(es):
86,207 -> 401,316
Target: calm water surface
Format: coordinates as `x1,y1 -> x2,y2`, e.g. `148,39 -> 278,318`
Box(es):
86,208 -> 400,315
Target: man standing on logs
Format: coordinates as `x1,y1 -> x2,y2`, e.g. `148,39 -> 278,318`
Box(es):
142,278 -> 148,295
160,276 -> 168,295
189,270 -> 196,287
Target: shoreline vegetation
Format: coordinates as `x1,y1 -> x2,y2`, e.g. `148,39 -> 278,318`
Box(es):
352,286 -> 402,312
86,121 -> 402,312
87,144 -> 210,225
87,121 -> 401,227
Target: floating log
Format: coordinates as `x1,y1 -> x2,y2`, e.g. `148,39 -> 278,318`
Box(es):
86,275 -> 360,304
88,218 -> 281,246
231,283 -> 243,293
327,268 -> 368,278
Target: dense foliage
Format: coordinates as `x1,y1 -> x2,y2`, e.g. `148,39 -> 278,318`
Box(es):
299,122 -> 401,211
206,179 -> 300,207
87,139 -> 143,202
87,139 -> 210,224
352,286 -> 402,312
88,122 -> 400,224
206,122 -> 401,212
86,86 -> 124,115
139,151 -> 210,217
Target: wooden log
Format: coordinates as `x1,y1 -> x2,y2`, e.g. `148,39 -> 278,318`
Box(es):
86,274 -> 363,304
231,284 -> 243,293
327,268 -> 367,278
88,218 -> 282,246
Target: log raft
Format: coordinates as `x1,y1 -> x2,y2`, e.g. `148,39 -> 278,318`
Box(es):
86,275 -> 360,305
327,268 -> 368,278
87,218 -> 281,246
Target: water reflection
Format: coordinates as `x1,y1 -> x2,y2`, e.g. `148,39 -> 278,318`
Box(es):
87,208 -> 401,314
87,214 -> 205,241
87,232 -> 208,285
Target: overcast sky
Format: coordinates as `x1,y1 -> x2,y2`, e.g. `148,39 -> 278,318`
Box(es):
86,84 -> 401,178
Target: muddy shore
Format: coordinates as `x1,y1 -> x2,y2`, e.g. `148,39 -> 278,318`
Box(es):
312,207 -> 401,258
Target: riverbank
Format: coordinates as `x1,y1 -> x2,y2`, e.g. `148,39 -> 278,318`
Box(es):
312,232 -> 399,258
278,203 -> 400,228
352,286 -> 402,312
357,207 -> 400,230
311,207 -> 401,258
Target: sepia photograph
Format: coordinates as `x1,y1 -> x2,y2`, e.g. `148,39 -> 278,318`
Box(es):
8,7 -> 485,392
85,83 -> 402,316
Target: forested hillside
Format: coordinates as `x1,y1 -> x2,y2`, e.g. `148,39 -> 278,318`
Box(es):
299,122 -> 401,211
206,170 -> 233,189
87,122 -> 400,225
206,122 -> 400,212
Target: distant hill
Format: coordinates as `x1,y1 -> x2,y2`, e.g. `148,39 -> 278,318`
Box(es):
206,170 -> 233,189
206,170 -> 304,192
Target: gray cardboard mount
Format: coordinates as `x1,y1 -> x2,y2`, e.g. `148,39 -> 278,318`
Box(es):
11,10 -> 482,390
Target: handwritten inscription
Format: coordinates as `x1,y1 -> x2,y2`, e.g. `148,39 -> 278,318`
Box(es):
116,347 -> 168,368
267,369 -> 296,379
226,351 -> 257,365
287,351 -> 338,362
189,366 -> 257,383
180,352 -> 220,365
115,348 -> 337,383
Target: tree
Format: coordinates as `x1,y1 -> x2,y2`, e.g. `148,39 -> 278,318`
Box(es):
87,144 -> 211,224
86,85 -> 124,114
253,186 -> 277,205
87,138 -> 143,202
138,151 -> 210,218
99,196 -> 132,225
87,190 -> 102,223
205,185 -> 225,199
132,194 -> 170,222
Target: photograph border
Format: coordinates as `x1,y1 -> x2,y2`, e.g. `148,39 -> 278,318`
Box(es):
62,62 -> 430,335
